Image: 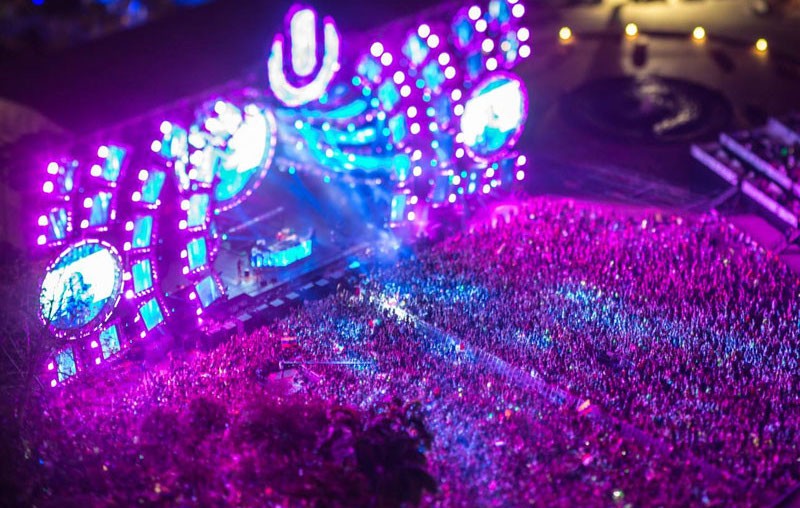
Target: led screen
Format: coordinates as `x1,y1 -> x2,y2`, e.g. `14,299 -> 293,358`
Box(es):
55,347 -> 77,382
187,194 -> 210,228
187,237 -> 208,270
132,216 -> 153,249
141,170 -> 166,204
47,208 -> 69,241
39,241 -> 123,333
196,275 -> 222,308
132,259 -> 153,294
460,73 -> 526,160
89,191 -> 112,227
139,298 -> 164,330
99,324 -> 121,360
101,146 -> 126,182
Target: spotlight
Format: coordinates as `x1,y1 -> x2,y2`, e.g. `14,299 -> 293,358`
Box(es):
559,26 -> 572,42
755,38 -> 768,53
624,23 -> 638,38
692,26 -> 706,41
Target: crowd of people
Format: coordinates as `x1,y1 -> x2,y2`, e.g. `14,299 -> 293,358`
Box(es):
13,197 -> 800,506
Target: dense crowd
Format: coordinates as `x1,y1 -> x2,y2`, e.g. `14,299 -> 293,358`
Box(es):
13,197 -> 800,506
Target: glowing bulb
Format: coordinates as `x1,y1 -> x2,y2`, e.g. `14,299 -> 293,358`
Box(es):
90,164 -> 102,177
37,235 -> 46,245
418,24 -> 431,38
482,39 -> 494,53
37,215 -> 47,226
518,28 -> 530,42
516,170 -> 525,181
468,5 -> 481,20
407,106 -> 418,118
475,19 -> 487,32
97,145 -> 109,158
159,120 -> 172,134
393,71 -> 405,84
46,162 -> 58,174
50,379 -> 57,388
400,85 -> 411,97
150,140 -> 162,152
48,362 -> 54,371
692,26 -> 706,41
451,89 -> 462,101
444,66 -> 456,79
380,52 -> 393,66
559,26 -> 572,41
625,23 -> 638,37
83,197 -> 93,208
512,4 -> 524,17
448,193 -> 457,203
486,57 -> 498,71
438,53 -> 451,65
755,38 -> 767,52
370,42 -> 384,57
519,45 -> 531,58
407,211 -> 416,221
42,181 -> 54,193
427,34 -> 440,48
410,123 -> 421,135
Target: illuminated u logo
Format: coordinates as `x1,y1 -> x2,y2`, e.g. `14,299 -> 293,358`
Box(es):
268,5 -> 340,107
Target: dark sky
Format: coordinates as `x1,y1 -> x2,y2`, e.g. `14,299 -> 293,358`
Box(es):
0,0 -> 441,134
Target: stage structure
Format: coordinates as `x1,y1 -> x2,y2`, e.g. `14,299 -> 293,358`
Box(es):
34,145 -> 170,387
32,0 -> 531,386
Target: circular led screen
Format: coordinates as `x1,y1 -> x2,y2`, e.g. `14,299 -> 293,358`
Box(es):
193,101 -> 277,212
460,72 -> 527,162
39,240 -> 123,336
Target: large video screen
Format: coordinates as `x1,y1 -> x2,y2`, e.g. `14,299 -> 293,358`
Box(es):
39,241 -> 123,334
